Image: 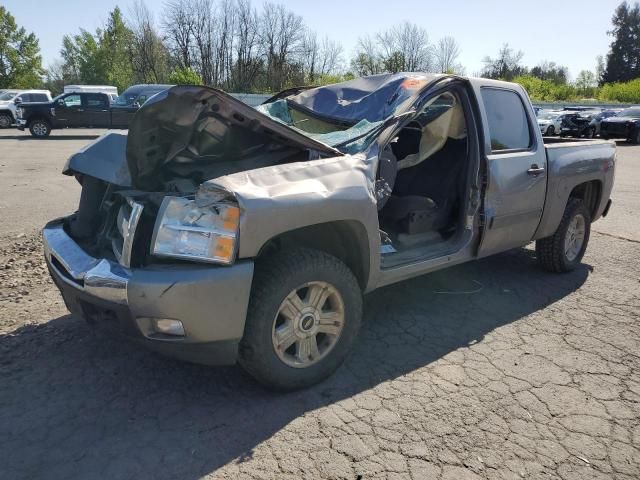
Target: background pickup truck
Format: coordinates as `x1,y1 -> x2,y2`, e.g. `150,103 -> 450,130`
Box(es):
42,74 -> 615,390
17,91 -> 138,137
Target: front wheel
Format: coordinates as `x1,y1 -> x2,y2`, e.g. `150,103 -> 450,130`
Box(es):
536,198 -> 591,272
29,119 -> 51,138
585,127 -> 595,139
0,113 -> 12,128
546,125 -> 555,136
239,248 -> 362,390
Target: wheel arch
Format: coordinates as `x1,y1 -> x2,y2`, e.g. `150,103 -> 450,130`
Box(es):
534,178 -> 602,239
255,220 -> 371,291
569,180 -> 602,220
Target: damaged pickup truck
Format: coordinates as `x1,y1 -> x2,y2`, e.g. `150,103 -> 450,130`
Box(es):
43,74 -> 616,390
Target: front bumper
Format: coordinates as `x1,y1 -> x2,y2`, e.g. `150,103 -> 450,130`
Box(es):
43,219 -> 254,365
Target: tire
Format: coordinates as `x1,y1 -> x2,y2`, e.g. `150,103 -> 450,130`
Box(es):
0,113 -> 12,128
585,127 -> 595,139
536,198 -> 591,273
29,119 -> 51,138
239,248 -> 362,391
632,129 -> 640,144
546,125 -> 554,136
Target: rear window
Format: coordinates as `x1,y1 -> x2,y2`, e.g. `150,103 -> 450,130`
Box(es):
481,88 -> 532,151
86,94 -> 108,108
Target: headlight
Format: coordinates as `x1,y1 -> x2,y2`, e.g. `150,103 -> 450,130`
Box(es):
151,196 -> 240,265
16,107 -> 23,118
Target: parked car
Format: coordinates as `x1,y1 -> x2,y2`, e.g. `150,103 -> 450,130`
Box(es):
113,84 -> 174,108
537,110 -> 564,136
64,85 -> 118,102
599,106 -> 640,143
17,91 -> 139,137
559,111 -> 599,138
42,74 -> 615,390
587,109 -> 622,137
0,89 -> 52,128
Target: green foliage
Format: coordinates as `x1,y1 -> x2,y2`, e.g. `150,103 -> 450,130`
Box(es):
599,78 -> 640,102
99,7 -> 134,92
0,6 -> 44,88
168,67 -> 202,85
513,75 -> 579,101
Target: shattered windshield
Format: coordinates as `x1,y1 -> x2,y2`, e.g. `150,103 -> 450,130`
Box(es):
257,100 -> 383,153
256,73 -> 435,153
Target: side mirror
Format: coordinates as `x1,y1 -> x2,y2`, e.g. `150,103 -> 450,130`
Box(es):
132,102 -> 141,109
57,98 -> 65,106
13,97 -> 22,105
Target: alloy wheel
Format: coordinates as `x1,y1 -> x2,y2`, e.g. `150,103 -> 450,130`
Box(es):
271,281 -> 345,368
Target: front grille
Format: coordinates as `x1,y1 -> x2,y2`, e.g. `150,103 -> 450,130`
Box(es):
110,199 -> 144,268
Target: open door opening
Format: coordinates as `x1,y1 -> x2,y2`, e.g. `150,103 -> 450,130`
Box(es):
376,90 -> 472,268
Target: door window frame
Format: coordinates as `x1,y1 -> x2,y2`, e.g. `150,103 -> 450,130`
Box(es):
480,86 -> 537,155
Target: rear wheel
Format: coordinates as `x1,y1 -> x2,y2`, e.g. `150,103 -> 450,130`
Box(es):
239,248 -> 362,390
0,113 -> 12,128
536,198 -> 591,273
29,119 -> 51,138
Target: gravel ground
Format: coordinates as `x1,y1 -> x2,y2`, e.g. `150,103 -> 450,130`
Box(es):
0,130 -> 638,479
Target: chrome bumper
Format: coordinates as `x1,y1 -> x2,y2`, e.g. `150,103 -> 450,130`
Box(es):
43,220 -> 129,304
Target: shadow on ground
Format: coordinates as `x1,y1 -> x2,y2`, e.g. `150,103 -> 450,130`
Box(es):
0,247 -> 590,479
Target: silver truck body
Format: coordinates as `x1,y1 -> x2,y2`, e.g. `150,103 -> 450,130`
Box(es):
43,74 -> 615,366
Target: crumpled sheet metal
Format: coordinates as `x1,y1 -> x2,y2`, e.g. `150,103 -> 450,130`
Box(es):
200,152 -> 382,283
287,73 -> 437,123
63,132 -> 133,187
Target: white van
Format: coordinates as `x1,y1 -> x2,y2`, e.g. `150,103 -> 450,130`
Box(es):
63,85 -> 118,102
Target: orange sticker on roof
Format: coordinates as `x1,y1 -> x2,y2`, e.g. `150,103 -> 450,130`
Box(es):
401,78 -> 429,90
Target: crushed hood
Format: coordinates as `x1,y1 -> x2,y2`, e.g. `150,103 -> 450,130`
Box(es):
126,86 -> 343,190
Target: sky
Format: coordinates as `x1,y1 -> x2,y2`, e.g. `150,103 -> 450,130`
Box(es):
3,0 -> 625,80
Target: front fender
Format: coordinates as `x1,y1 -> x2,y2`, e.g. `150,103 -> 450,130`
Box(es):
200,154 -> 381,290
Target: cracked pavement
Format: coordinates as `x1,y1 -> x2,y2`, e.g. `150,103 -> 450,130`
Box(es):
0,130 -> 638,479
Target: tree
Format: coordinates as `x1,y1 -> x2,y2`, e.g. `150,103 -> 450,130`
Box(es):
168,66 -> 202,84
128,0 -> 170,83
0,6 -> 44,88
99,7 -> 134,92
529,60 -> 568,84
376,22 -> 432,72
351,22 -> 432,76
434,36 -> 462,74
575,70 -> 597,96
595,55 -> 606,85
351,36 -> 382,76
481,44 -> 526,81
60,29 -> 106,85
602,1 -> 640,83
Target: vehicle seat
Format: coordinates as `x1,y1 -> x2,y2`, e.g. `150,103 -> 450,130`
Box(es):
382,137 -> 468,234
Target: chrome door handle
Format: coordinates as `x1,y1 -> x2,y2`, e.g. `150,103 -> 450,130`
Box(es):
77,108 -> 84,112
527,164 -> 545,175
